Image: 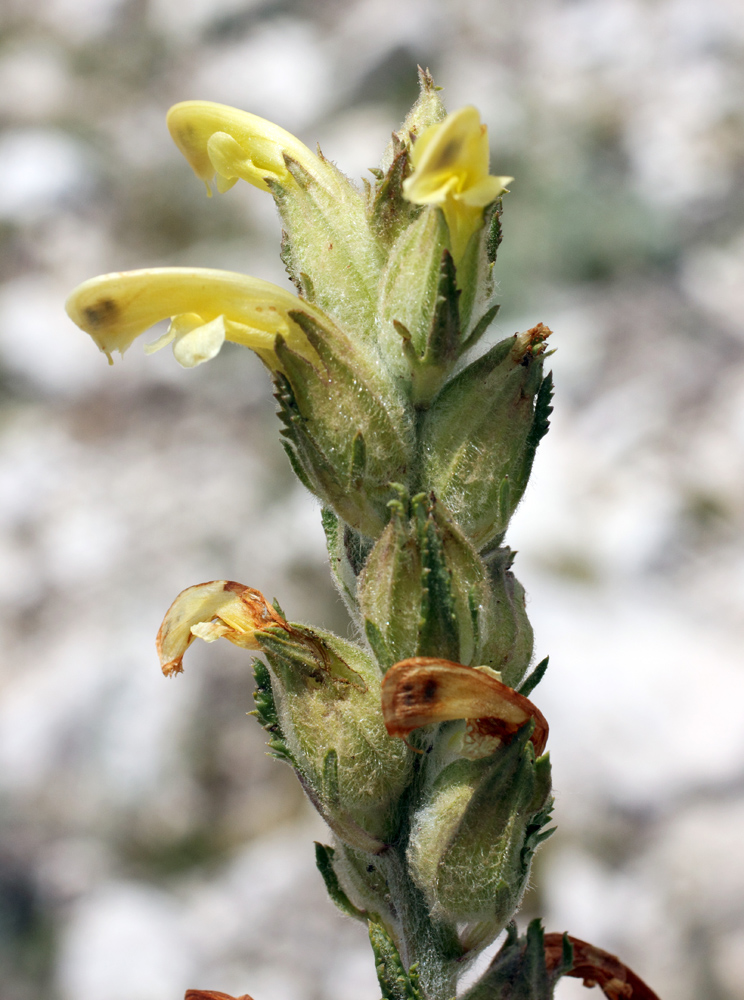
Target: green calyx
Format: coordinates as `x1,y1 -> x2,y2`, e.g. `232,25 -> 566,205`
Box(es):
357,490 -> 532,679
255,623 -> 413,850
420,326 -> 554,551
407,724 -> 553,945
273,312 -> 416,538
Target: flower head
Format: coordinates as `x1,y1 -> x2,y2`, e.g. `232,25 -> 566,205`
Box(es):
65,267 -> 321,368
402,105 -> 513,262
167,100 -> 324,195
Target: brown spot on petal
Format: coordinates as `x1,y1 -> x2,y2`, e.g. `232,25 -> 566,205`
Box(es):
381,657 -> 548,756
543,935 -> 661,1000
433,138 -> 459,169
422,678 -> 438,702
468,714 -> 522,744
84,297 -> 118,328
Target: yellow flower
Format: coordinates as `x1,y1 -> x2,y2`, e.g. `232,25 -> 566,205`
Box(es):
402,105 -> 513,263
156,581 -> 289,676
65,266 -> 322,368
167,100 -> 324,195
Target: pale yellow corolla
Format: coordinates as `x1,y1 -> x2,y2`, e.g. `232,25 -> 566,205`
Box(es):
65,267 -> 322,368
166,100 -> 324,195
402,106 -> 513,262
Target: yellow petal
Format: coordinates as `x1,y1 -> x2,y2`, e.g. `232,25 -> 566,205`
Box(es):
167,101 -> 320,194
402,106 -> 512,262
404,106 -> 486,203
156,580 -> 288,676
456,174 -> 512,207
205,131 -> 283,190
65,267 -> 322,365
171,315 -> 226,367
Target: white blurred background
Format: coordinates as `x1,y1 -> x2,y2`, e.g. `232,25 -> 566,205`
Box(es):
1,1 -> 743,998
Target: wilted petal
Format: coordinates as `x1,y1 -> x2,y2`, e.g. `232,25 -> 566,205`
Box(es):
543,935 -> 662,1000
381,656 -> 548,758
185,991 -> 256,1000
156,580 -> 289,676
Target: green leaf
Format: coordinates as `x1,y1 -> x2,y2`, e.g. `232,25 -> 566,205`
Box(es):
368,919 -> 423,1000
511,372 -> 554,506
486,198 -> 504,265
370,140 -> 421,245
460,919 -> 568,1000
415,496 -> 460,662
252,661 -> 295,765
365,618 -> 395,672
423,249 -> 460,369
321,508 -> 360,615
517,656 -> 550,698
314,842 -> 367,921
271,597 -> 287,620
460,302 -> 501,355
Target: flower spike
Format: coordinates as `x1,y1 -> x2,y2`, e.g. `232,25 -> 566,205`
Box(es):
403,105 -> 513,262
167,100 -> 325,195
65,267 -> 323,367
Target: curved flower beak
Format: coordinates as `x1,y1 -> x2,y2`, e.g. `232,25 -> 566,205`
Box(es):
167,100 -> 323,195
402,106 -> 513,262
381,656 -> 548,759
65,267 -> 322,367
156,580 -> 289,676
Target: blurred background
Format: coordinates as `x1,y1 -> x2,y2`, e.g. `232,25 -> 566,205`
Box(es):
1,0 -> 744,997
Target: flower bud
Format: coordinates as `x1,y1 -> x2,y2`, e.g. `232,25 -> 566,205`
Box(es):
407,723 -> 552,936
377,209 -> 462,405
370,68 -> 447,249
358,493 -> 532,676
257,624 -> 413,852
380,67 -> 447,173
357,492 -> 486,668
274,311 -> 415,537
420,325 -> 553,551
